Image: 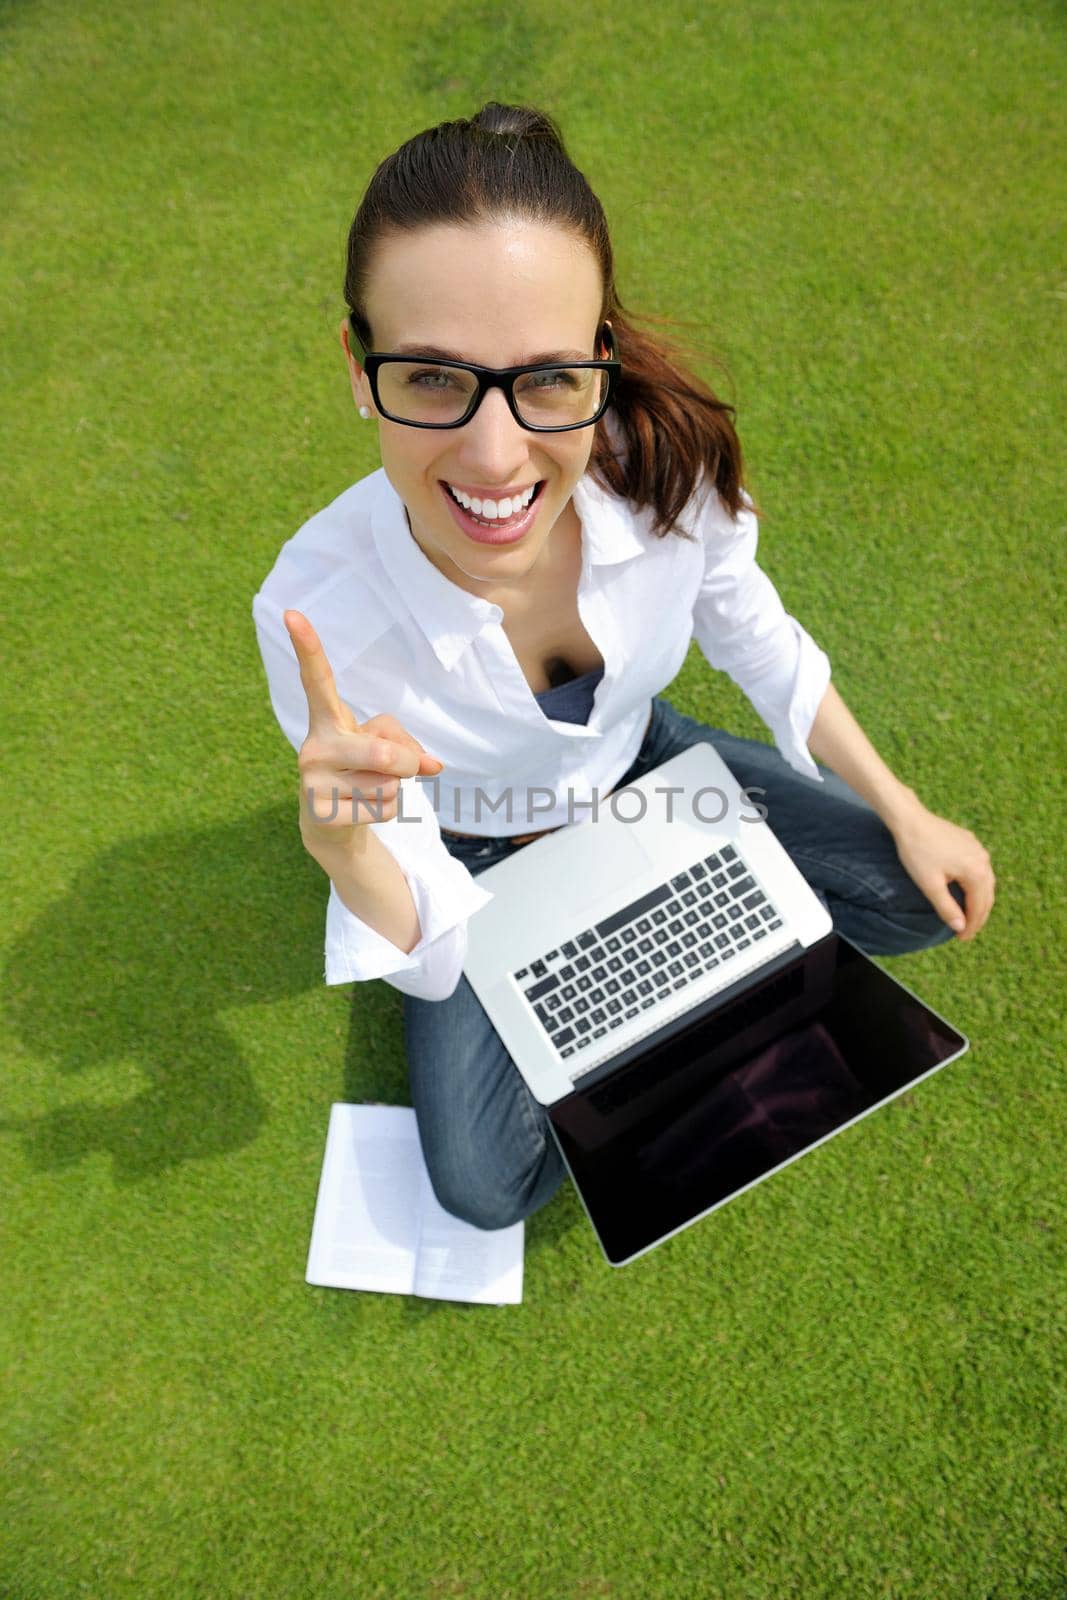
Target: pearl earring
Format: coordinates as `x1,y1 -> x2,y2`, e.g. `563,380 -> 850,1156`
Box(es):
359,406 -> 372,419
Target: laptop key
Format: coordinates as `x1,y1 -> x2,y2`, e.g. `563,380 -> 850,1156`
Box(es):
769,918 -> 783,930
531,960 -> 547,978
555,1026 -> 576,1048
690,862 -> 707,880
523,972 -> 559,1001
562,941 -> 578,958
721,845 -> 738,861
577,930 -> 597,949
595,882 -> 673,938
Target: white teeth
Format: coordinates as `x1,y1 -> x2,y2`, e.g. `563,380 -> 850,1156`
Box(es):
447,482 -> 536,518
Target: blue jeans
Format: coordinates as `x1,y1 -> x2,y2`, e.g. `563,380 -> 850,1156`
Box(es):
402,695 -> 964,1230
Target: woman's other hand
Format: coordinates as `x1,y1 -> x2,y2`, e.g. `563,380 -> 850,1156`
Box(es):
889,802 -> 996,942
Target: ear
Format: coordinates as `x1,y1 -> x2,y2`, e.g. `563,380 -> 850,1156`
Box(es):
339,317 -> 373,412
600,319 -> 614,356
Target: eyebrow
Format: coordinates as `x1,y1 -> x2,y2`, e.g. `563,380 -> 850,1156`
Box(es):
391,342 -> 592,364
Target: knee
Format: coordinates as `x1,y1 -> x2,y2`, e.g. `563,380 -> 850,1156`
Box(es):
842,882 -> 965,957
425,1169 -> 525,1232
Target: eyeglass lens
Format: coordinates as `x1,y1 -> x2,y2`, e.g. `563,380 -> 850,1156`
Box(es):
375,361 -> 608,427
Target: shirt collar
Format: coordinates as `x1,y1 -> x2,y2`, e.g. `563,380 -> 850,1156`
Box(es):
370,466 -> 646,672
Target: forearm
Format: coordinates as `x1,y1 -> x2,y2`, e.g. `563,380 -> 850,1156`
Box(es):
806,680 -> 925,832
306,826 -> 423,955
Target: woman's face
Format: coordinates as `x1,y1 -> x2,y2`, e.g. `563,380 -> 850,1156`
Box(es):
341,218 -> 607,594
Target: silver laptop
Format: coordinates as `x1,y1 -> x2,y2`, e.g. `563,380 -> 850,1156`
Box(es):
463,743 -> 968,1265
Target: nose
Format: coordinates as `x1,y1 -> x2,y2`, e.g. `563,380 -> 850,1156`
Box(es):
454,383 -> 532,480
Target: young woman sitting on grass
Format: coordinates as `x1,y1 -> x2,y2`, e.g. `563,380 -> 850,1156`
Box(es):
251,101 -> 995,1232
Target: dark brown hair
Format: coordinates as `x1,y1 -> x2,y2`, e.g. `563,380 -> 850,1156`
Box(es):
344,101 -> 760,539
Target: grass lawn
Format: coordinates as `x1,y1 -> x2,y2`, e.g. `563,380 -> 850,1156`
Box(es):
1,0 -> 1064,1595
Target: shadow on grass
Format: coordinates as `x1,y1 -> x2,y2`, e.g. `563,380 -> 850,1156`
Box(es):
0,805 -> 406,1178
0,802 -> 584,1261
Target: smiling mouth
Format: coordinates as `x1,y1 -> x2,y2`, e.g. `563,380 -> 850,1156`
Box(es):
440,479 -> 546,526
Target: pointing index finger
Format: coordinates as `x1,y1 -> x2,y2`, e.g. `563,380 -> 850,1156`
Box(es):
283,609 -> 347,731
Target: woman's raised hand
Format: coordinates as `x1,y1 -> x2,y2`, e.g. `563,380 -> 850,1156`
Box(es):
283,609 -> 444,856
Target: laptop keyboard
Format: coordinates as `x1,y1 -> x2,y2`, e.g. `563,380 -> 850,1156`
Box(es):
512,844 -> 784,1072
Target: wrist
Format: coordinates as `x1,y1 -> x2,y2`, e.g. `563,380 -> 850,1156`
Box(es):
881,783 -> 927,836
300,821 -> 371,872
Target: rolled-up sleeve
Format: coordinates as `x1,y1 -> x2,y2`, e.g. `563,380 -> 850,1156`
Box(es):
251,595 -> 493,1002
689,488 -> 831,781
323,775 -> 494,999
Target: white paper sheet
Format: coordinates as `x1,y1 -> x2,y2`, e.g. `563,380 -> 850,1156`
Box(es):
306,1104 -> 523,1304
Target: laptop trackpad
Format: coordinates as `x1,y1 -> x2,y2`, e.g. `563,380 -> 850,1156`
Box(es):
546,822 -> 655,916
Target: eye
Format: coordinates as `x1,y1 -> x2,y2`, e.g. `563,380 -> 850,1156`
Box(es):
407,366 -> 463,389
525,369 -> 581,389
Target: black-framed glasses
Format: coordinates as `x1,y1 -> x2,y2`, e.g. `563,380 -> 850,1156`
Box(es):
348,316 -> 620,432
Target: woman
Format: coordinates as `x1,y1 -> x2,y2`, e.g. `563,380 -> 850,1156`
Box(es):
252,102 -> 995,1232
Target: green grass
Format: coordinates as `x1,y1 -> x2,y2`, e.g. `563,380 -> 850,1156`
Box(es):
2,0 -> 1064,1595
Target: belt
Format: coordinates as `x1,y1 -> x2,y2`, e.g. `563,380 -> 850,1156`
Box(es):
440,824 -> 559,846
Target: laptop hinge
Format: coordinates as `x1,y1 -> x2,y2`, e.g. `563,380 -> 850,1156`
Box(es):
567,940 -> 808,1091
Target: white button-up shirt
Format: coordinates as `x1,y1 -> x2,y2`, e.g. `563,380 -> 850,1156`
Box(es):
251,464 -> 830,1001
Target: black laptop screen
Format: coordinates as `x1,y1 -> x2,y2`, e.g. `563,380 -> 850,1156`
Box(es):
548,934 -> 968,1266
